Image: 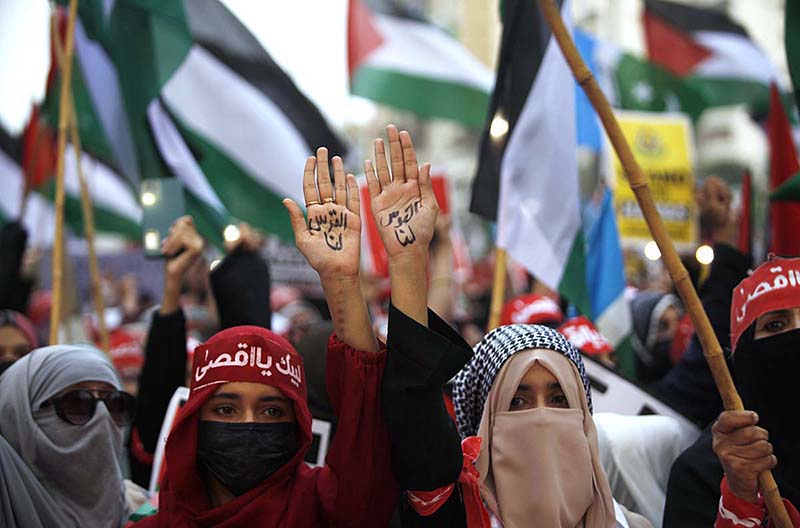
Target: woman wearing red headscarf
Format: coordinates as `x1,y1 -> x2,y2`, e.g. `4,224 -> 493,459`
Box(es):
713,257 -> 800,527
133,145 -> 397,527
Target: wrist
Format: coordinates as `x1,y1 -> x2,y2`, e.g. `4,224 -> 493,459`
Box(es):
727,480 -> 759,504
388,251 -> 428,275
319,271 -> 361,290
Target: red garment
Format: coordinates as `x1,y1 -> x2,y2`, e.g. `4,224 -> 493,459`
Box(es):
406,436 -> 491,527
715,476 -> 800,527
133,325 -> 396,527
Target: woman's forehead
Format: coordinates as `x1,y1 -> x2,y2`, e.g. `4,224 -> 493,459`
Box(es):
213,381 -> 286,398
64,380 -> 116,392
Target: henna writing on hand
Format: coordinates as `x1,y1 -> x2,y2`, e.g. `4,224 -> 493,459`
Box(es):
308,209 -> 348,252
381,200 -> 421,247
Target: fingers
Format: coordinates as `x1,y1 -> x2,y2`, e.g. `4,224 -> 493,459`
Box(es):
163,215 -> 200,256
365,159 -> 381,199
373,138 -> 392,188
713,411 -> 759,435
387,124 -> 405,183
332,156 -> 347,206
399,130 -> 419,182
346,174 -> 360,215
732,440 -> 774,460
316,147 -> 333,202
169,245 -> 199,272
302,156 -> 319,206
282,198 -> 308,242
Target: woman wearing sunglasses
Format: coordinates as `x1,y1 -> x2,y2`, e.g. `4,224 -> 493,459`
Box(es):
0,344 -> 137,527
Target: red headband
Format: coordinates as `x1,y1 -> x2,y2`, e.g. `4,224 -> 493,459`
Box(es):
730,257 -> 800,350
500,294 -> 564,326
558,316 -> 613,356
190,325 -> 306,400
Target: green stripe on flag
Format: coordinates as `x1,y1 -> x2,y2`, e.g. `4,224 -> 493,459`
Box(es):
557,231 -> 591,317
184,191 -> 225,249
37,182 -> 140,240
613,52 -> 779,121
174,119 -> 295,242
786,0 -> 800,108
108,0 -> 193,180
352,66 -> 490,127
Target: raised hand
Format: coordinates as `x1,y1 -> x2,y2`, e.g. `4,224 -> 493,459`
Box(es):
366,125 -> 439,259
160,215 -> 204,314
283,147 -> 362,280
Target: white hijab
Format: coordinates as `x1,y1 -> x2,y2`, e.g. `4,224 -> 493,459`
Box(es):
0,345 -> 127,527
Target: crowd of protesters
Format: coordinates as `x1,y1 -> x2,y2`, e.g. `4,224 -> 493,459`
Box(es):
0,126 -> 798,527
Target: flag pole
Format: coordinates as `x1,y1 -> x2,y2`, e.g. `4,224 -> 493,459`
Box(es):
70,113 -> 110,354
487,247 -> 507,331
50,8 -> 110,355
534,1 -> 792,525
49,0 -> 79,345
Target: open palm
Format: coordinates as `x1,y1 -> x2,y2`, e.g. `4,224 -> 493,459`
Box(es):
284,148 -> 362,278
366,126 -> 439,258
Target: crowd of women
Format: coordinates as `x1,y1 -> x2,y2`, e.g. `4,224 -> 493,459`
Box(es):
0,126 -> 798,527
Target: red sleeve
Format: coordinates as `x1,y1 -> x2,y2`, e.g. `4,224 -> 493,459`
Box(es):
715,476 -> 800,527
318,335 -> 397,527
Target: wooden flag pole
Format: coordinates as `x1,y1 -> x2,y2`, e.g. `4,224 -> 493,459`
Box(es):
70,112 -> 110,353
534,1 -> 792,525
51,8 -> 110,355
49,0 -> 79,345
487,247 -> 508,331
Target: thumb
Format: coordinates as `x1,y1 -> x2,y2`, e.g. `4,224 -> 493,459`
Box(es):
418,163 -> 437,208
283,198 -> 308,241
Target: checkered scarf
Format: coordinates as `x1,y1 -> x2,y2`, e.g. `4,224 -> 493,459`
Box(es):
453,324 -> 592,438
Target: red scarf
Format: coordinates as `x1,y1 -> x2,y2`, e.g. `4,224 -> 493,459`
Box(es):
141,325 -> 329,527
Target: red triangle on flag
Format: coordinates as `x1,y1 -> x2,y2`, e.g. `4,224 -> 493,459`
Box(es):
347,0 -> 384,77
643,9 -> 713,76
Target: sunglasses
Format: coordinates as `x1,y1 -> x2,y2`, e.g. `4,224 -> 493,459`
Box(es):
41,389 -> 136,426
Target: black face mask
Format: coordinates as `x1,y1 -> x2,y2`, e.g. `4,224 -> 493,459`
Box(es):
196,420 -> 298,497
734,327 -> 800,505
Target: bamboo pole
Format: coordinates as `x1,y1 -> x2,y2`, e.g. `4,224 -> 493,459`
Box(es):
70,114 -> 110,353
50,7 -> 110,355
534,1 -> 792,525
49,0 -> 79,345
487,247 -> 508,331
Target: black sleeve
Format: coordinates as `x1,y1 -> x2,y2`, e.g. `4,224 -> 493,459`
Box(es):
134,309 -> 188,451
382,303 -> 472,527
696,243 -> 751,349
662,427 -> 723,528
0,221 -> 32,313
653,243 -> 750,427
210,248 -> 271,330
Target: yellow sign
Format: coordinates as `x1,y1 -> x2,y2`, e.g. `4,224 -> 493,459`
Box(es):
608,111 -> 697,250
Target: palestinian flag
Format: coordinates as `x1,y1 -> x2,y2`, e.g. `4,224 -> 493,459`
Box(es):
348,0 -> 493,127
0,118 -> 141,244
471,0 -> 589,315
60,0 -> 346,243
642,0 -> 779,118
